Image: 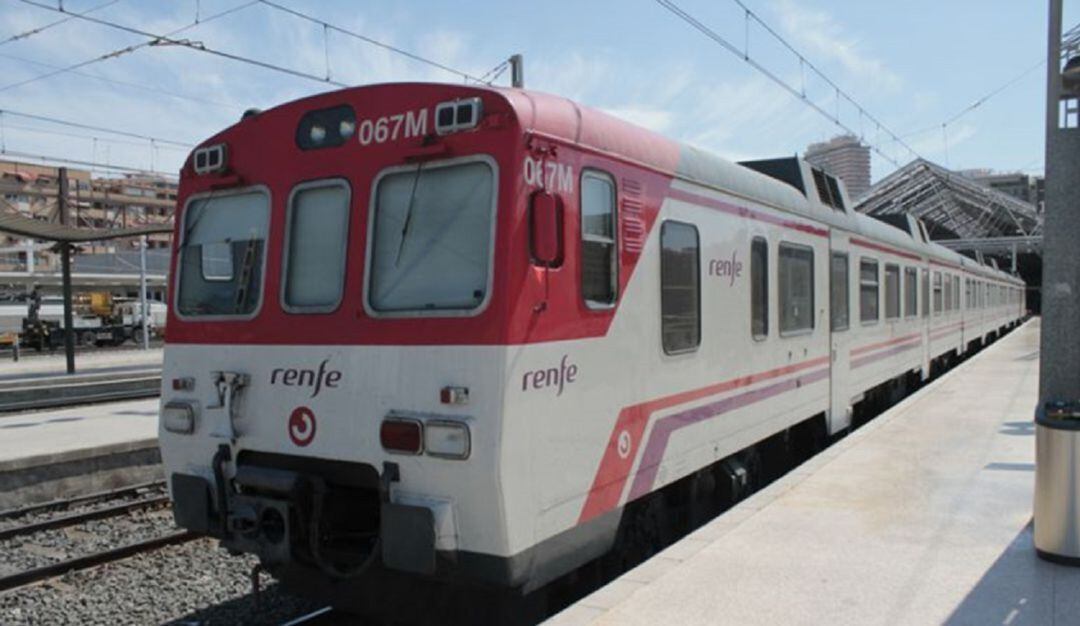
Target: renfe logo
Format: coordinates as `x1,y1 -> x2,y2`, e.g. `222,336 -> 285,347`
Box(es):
270,359 -> 342,398
708,250 -> 743,287
288,406 -> 316,447
523,355 -> 578,397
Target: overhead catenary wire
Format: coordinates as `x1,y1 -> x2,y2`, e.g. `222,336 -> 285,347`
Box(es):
902,58 -> 1048,139
0,0 -> 120,46
1,121 -> 190,151
726,0 -> 922,165
0,108 -> 193,147
653,0 -> 914,168
0,148 -> 179,178
255,0 -> 490,84
7,0 -> 344,93
0,50 -> 240,109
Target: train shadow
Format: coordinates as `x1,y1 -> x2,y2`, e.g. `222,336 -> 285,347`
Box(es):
163,581 -> 323,626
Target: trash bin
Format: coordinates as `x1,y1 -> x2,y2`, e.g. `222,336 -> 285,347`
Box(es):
1034,399 -> 1080,565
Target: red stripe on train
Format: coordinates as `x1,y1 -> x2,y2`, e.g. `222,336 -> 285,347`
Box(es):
577,355 -> 829,524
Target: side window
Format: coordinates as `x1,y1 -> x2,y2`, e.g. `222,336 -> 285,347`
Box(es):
904,267 -> 917,317
830,252 -> 849,332
779,243 -> 814,334
751,238 -> 768,339
921,269 -> 929,318
581,171 -> 618,307
944,274 -> 952,312
884,264 -> 900,319
660,221 -> 700,354
954,276 -> 961,310
283,180 -> 350,311
933,271 -> 943,314
859,258 -> 879,323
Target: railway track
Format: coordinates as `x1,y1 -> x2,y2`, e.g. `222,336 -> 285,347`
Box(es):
0,368 -> 161,413
0,481 -> 194,593
0,530 -> 196,592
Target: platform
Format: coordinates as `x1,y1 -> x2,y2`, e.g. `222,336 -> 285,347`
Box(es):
0,398 -> 160,508
0,347 -> 162,383
549,319 -> 1077,625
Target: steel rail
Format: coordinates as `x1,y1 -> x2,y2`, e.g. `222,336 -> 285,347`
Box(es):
0,479 -> 166,522
0,529 -> 196,592
0,494 -> 171,541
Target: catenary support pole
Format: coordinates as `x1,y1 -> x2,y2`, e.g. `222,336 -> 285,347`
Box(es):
57,168 -> 75,375
139,235 -> 149,350
1040,0 -> 1080,402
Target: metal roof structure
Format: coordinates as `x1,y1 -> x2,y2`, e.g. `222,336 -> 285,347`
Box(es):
0,210 -> 172,242
855,159 -> 1042,241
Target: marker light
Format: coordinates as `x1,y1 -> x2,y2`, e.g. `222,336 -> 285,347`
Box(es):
193,144 -> 227,175
309,125 -> 327,143
425,420 -> 470,459
162,401 -> 197,434
339,119 -> 356,138
434,97 -> 483,135
380,418 -> 423,455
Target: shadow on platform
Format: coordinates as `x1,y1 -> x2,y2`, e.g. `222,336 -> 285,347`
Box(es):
945,521 -> 1080,625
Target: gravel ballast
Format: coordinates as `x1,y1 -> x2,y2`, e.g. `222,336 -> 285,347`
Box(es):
0,537 -> 323,625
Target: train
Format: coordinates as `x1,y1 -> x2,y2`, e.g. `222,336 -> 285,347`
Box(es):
157,82 -> 1026,619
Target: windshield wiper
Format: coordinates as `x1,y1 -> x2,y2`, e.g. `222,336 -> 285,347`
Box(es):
394,162 -> 425,267
233,238 -> 259,313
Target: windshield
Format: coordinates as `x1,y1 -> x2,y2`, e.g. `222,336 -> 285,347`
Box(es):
368,159 -> 495,313
176,189 -> 269,317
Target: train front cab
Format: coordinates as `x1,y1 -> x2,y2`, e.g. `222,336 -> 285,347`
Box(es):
158,84 -> 560,609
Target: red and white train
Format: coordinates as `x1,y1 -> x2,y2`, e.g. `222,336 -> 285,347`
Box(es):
158,82 -> 1026,611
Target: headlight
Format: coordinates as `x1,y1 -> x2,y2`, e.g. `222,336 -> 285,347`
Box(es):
424,420 -> 470,459
162,401 -> 198,434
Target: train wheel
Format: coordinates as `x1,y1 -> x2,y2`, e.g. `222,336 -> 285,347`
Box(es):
605,494 -> 669,575
79,330 -> 95,347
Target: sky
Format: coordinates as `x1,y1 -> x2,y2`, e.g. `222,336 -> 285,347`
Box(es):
0,0 -> 1065,184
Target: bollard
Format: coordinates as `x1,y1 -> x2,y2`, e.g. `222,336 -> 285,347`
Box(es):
1034,400 -> 1080,565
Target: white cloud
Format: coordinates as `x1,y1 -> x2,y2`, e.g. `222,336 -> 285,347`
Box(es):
599,106 -> 673,133
771,0 -> 901,93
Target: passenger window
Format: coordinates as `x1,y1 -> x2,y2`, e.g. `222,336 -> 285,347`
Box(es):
779,244 -> 814,334
944,274 -> 952,312
751,238 -> 768,339
884,264 -> 900,319
283,181 -> 350,311
830,252 -> 849,332
933,271 -> 943,314
953,276 -> 961,310
581,171 -> 618,307
859,258 -> 879,323
660,221 -> 700,354
904,267 -> 918,317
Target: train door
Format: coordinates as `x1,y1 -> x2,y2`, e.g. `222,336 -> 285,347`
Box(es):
828,232 -> 852,433
920,265 -> 931,379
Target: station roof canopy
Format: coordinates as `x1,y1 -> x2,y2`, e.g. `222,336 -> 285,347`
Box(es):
855,159 -> 1042,240
0,211 -> 173,242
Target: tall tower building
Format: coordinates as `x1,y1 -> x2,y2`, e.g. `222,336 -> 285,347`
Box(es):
804,134 -> 871,200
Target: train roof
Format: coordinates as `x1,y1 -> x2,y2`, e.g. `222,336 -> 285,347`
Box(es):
490,85 -> 1020,285
215,82 -> 1022,286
